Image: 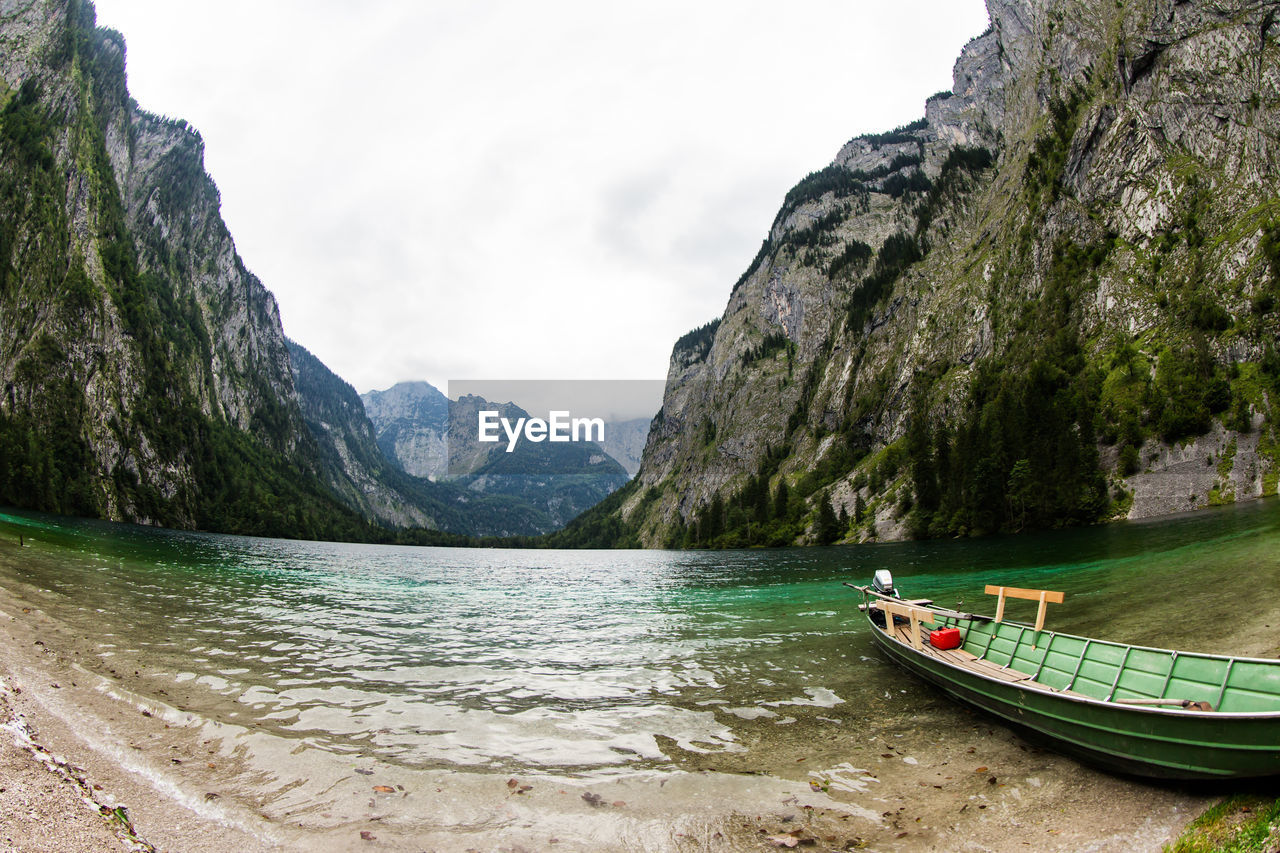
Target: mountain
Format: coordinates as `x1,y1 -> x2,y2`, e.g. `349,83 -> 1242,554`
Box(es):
9,0 -> 1272,550
447,394 -> 630,528
0,0 -> 631,542
599,416 -> 651,478
0,0 -> 369,539
362,382 -> 631,529
363,381 -> 651,480
361,381 -> 450,480
286,341 -> 441,528
290,344 -> 582,537
565,0 -> 1280,548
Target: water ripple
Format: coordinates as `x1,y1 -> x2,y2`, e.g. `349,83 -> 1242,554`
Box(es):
2,501 -> 1278,771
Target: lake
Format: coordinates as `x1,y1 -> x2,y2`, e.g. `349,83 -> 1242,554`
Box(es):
1,500 -> 1277,850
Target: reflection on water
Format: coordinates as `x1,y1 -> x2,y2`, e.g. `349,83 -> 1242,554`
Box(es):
1,500 -> 1278,774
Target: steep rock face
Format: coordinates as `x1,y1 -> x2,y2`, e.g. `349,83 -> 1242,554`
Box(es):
599,416 -> 650,478
444,393 -> 530,476
118,109 -> 298,439
287,342 -> 438,529
0,0 -> 359,537
361,382 -> 450,480
0,0 -> 632,541
608,0 -> 1280,547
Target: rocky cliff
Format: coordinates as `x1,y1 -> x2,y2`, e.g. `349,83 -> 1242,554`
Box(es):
599,416 -> 651,478
361,382 -> 450,480
584,0 -> 1280,547
0,0 -> 369,538
287,341 -> 443,529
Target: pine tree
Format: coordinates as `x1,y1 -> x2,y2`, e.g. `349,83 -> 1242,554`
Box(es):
754,475 -> 771,523
705,492 -> 725,541
773,480 -> 790,520
816,490 -> 841,544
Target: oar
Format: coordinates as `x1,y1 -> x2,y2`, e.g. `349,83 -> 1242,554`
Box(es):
843,582 -> 993,622
1115,697 -> 1215,712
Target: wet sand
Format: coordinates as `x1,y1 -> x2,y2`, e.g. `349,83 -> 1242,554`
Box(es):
0,573 -> 1235,853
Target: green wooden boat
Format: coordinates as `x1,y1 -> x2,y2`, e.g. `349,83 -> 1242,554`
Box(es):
853,571 -> 1280,780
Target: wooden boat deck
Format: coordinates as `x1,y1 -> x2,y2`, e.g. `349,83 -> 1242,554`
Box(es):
874,599 -> 1236,712
885,618 -> 1084,695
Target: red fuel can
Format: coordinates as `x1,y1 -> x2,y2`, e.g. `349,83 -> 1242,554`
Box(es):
929,627 -> 962,650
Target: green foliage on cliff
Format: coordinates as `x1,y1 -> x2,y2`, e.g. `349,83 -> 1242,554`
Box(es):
679,466 -> 803,548
743,332 -> 795,367
1252,222 -> 1280,315
187,420 -> 377,540
1024,88 -> 1086,206
845,231 -> 923,331
862,118 -> 928,147
672,318 -> 721,362
842,145 -> 996,336
0,80 -> 55,171
881,169 -> 933,199
907,235 -> 1114,537
827,239 -> 873,279
815,490 -> 842,545
672,420 -> 872,549
776,166 -> 869,225
914,146 -> 996,236
780,207 -> 847,255
0,81 -> 68,304
909,357 -> 1108,538
1150,344 -> 1230,441
0,4 -> 376,542
732,239 -> 774,294
540,478 -> 644,548
0,377 -> 97,517
0,78 -> 100,519
738,130 -> 941,297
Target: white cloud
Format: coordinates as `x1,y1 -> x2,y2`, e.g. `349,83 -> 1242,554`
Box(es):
90,0 -> 990,393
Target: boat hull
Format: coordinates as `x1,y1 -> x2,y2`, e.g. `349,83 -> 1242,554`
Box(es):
869,623 -> 1280,780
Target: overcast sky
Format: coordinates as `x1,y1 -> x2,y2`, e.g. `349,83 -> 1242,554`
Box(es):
90,0 -> 990,395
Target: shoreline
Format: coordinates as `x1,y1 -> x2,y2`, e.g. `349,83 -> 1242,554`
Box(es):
3,492 -> 1275,555
0,581 -> 1223,852
8,509 -> 1280,852
0,589 -> 278,852
0,683 -> 149,852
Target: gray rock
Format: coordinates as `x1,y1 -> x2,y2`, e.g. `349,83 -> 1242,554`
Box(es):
620,0 -> 1280,546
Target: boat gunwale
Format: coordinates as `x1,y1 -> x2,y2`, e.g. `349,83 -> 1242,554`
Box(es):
857,587 -> 1280,720
869,625 -> 1280,778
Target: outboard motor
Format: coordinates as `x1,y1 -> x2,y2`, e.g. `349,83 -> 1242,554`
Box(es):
873,569 -> 899,598
868,569 -> 899,628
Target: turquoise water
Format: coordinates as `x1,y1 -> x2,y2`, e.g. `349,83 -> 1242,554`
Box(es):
1,500 -> 1279,776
